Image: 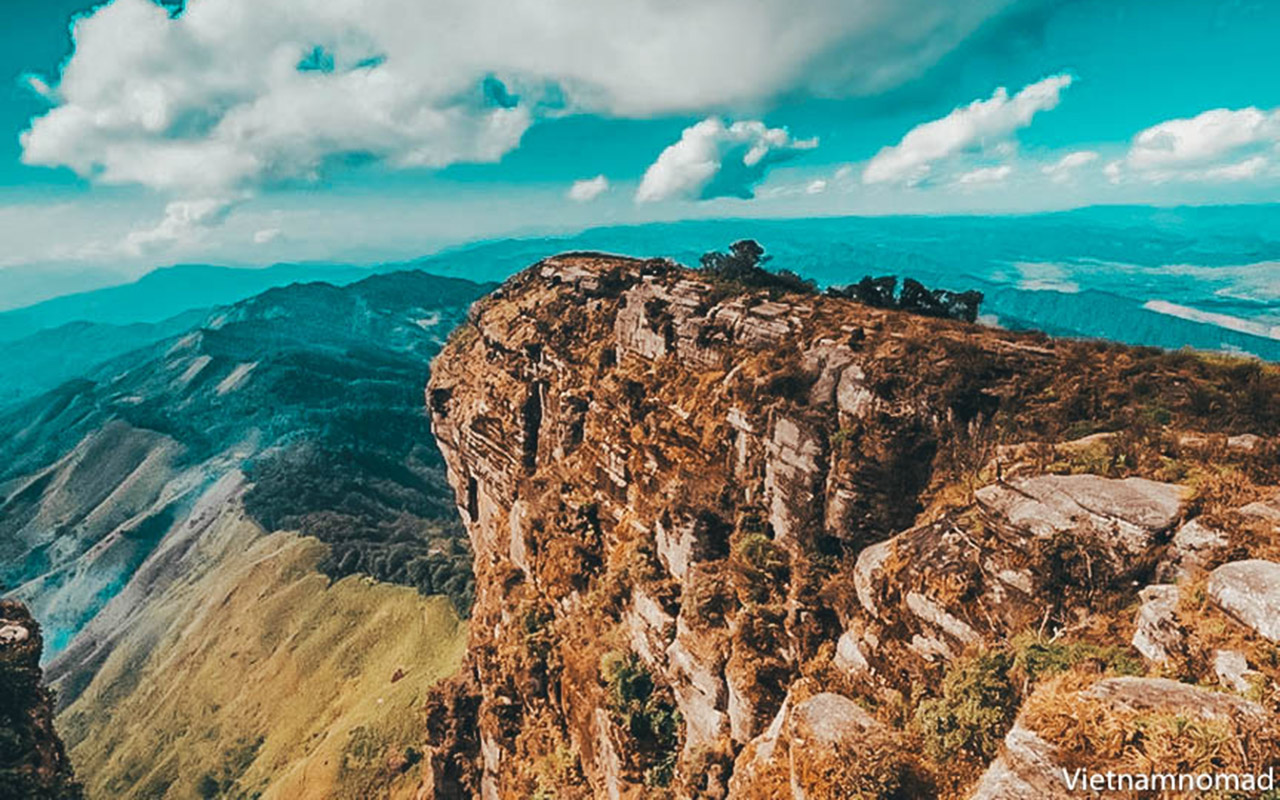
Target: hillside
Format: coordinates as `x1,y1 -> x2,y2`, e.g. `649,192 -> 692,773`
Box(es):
0,270 -> 489,799
420,254 -> 1280,797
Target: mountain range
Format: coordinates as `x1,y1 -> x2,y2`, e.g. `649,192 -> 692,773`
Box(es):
0,269 -> 489,799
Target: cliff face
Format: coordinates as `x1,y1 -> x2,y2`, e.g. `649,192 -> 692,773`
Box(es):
0,600 -> 81,800
426,254 -> 1280,798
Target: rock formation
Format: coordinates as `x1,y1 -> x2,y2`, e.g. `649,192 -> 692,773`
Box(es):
0,600 -> 81,800
423,254 -> 1280,798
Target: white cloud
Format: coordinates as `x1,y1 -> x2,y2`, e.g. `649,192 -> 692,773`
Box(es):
1129,108 -> 1277,169
863,73 -> 1073,185
253,227 -> 283,244
1201,155 -> 1270,182
19,0 -> 1041,248
955,164 -> 1012,185
123,197 -> 237,255
806,179 -> 829,194
1110,107 -> 1280,184
567,175 -> 610,203
1041,150 -> 1098,183
635,118 -> 817,203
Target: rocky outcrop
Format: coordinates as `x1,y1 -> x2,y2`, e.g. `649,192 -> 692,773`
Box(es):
1208,560 -> 1280,642
1131,584 -> 1182,664
728,689 -> 919,799
0,600 -> 82,800
422,253 -> 1280,798
972,677 -> 1275,800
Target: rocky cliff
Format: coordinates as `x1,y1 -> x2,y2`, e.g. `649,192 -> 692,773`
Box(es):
0,600 -> 81,800
425,254 -> 1280,798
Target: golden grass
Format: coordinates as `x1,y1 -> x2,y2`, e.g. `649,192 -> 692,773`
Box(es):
57,519 -> 466,800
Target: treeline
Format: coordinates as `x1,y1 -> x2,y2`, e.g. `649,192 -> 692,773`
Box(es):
827,275 -> 984,323
698,239 -> 983,322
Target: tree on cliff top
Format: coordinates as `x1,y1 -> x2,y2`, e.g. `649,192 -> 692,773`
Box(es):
699,240 -> 816,294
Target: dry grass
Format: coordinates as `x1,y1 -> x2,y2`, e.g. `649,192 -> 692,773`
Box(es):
57,518 -> 466,800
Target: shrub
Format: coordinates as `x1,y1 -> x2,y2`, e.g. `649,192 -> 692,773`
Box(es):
829,275 -> 984,322
913,650 -> 1017,763
599,651 -> 682,787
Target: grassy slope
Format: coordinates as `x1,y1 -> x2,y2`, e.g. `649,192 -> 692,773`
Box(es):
57,514 -> 466,800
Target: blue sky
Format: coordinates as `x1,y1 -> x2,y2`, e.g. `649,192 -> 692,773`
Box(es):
1,0 -> 1278,283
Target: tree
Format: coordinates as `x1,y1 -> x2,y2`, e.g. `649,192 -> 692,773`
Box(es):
698,240 -> 815,294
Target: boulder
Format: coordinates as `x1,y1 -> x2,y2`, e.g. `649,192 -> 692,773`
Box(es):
970,677 -> 1270,800
968,724 -> 1074,800
1214,650 -> 1259,694
1208,560 -> 1280,642
976,474 -> 1183,553
728,691 -> 903,800
1156,518 -> 1228,582
1131,584 -> 1182,664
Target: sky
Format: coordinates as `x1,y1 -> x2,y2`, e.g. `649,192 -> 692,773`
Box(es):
0,0 -> 1278,287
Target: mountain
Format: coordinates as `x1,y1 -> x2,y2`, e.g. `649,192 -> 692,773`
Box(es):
418,254 -> 1280,797
0,311 -> 210,409
0,261 -> 379,344
0,270 -> 490,799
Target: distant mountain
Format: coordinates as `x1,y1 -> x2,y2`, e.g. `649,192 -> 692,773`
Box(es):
0,264 -> 130,314
0,261 -> 379,344
0,311 -> 210,409
410,204 -> 1280,359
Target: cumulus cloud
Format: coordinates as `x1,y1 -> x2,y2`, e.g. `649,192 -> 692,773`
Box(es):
635,118 -> 817,203
805,179 -> 829,194
955,164 -> 1013,185
1109,107 -> 1280,183
123,197 -> 237,255
863,74 -> 1073,185
19,0 -> 1042,248
567,175 -> 610,202
1041,150 -> 1098,182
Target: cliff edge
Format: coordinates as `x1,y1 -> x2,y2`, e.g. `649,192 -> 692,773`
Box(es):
0,600 -> 81,800
424,254 -> 1280,798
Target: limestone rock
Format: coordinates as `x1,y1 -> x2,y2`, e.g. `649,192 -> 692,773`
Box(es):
976,475 -> 1182,563
1208,560 -> 1280,642
728,692 -> 894,800
968,724 -> 1074,800
1131,584 -> 1183,664
832,630 -> 871,677
1214,650 -> 1259,694
971,677 -> 1270,800
0,600 -> 82,798
1156,517 -> 1229,582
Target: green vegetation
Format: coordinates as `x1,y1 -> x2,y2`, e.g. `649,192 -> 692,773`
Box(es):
914,649 -> 1018,763
600,651 -> 683,788
914,635 -> 1145,765
698,240 -> 817,295
1009,632 -> 1144,684
828,275 -> 984,323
